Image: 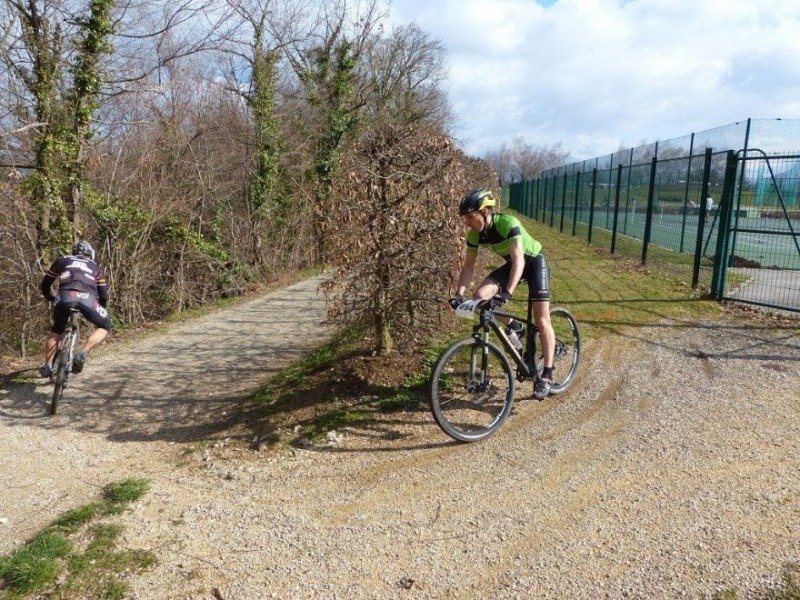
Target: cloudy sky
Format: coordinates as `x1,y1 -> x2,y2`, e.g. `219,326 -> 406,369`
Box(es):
388,0 -> 800,160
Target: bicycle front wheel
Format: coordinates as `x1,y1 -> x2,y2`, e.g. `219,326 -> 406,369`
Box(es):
535,307 -> 581,394
430,338 -> 515,442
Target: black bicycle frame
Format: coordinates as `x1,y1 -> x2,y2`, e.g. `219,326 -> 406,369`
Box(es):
471,302 -> 538,379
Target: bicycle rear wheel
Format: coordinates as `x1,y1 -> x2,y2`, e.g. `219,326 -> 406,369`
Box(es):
535,307 -> 581,394
430,338 -> 515,442
50,344 -> 70,415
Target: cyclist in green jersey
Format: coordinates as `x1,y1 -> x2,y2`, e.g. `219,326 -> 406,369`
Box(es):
449,187 -> 556,399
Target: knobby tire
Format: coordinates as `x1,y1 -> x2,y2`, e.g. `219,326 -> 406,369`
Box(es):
535,307 -> 581,394
50,342 -> 70,415
430,338 -> 515,442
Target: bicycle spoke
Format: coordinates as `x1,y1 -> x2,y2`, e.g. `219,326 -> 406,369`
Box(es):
431,339 -> 514,441
535,308 -> 581,394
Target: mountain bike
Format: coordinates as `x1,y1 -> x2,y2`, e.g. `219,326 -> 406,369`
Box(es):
49,308 -> 81,415
429,298 -> 580,442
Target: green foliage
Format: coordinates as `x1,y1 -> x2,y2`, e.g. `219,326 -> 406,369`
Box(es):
0,531 -> 71,595
12,0 -> 115,261
305,40 -> 359,183
373,340 -> 452,412
103,478 -> 150,509
163,218 -> 230,263
84,190 -> 152,239
771,564 -> 800,600
160,217 -> 251,292
66,0 -> 115,159
299,37 -> 360,264
0,478 -> 154,598
302,408 -> 372,442
249,47 -> 283,218
52,503 -> 102,532
256,329 -> 358,407
372,388 -> 418,412
99,581 -> 130,600
57,523 -> 156,600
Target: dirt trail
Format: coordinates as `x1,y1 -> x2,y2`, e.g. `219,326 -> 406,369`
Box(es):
1,278 -> 799,599
0,276 -> 334,553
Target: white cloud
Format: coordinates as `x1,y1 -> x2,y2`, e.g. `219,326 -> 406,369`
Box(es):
389,0 -> 800,159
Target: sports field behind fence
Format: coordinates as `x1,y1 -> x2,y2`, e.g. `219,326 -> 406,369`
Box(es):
506,118 -> 800,313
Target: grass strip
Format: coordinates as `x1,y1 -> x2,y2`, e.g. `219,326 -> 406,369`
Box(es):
0,478 -> 155,599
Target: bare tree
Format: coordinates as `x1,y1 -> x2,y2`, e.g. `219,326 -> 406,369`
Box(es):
0,0 -> 225,261
324,23 -> 490,355
484,136 -> 569,186
214,0 -> 310,271
285,0 -> 385,265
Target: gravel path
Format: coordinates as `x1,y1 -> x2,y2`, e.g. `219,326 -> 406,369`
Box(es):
1,278 -> 799,599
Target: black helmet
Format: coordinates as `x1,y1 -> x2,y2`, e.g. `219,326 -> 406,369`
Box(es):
459,187 -> 496,216
72,240 -> 95,261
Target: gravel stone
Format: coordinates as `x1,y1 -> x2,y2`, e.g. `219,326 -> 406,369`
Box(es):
1,280 -> 798,599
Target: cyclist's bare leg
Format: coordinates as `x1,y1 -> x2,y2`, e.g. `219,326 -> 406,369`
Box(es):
533,300 -> 555,371
82,328 -> 108,355
44,332 -> 60,364
473,279 -> 512,326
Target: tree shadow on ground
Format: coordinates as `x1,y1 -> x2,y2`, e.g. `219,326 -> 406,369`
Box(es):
2,275 -> 796,454
0,282 -> 341,448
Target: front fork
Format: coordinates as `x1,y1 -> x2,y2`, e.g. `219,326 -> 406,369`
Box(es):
467,323 -> 492,390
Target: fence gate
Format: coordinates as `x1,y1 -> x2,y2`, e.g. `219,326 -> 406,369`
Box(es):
716,150 -> 800,312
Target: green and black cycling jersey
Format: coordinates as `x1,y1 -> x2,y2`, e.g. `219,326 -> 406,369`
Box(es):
466,213 -> 542,260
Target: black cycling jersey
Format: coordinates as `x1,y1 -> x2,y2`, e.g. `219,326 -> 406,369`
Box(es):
41,255 -> 109,305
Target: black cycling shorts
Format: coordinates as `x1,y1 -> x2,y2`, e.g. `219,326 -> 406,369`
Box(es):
51,290 -> 112,334
485,253 -> 550,301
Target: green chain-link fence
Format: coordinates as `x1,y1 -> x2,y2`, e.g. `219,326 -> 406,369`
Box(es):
506,118 -> 800,313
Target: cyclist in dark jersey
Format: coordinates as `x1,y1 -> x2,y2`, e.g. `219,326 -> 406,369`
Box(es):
449,188 -> 556,399
39,240 -> 112,378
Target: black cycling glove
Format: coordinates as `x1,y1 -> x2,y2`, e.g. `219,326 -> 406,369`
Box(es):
492,289 -> 512,307
448,294 -> 464,310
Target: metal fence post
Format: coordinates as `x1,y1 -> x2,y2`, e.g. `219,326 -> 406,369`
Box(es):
623,148 -> 634,233
711,151 -> 739,298
588,168 -> 598,245
527,179 -> 532,218
729,118 -> 751,266
679,132 -> 695,252
641,157 -> 658,264
527,179 -> 533,217
560,172 -> 568,232
606,155 -> 614,228
540,177 -> 548,223
611,165 -> 623,254
572,171 -> 581,235
691,147 -> 713,289
550,175 -> 557,228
